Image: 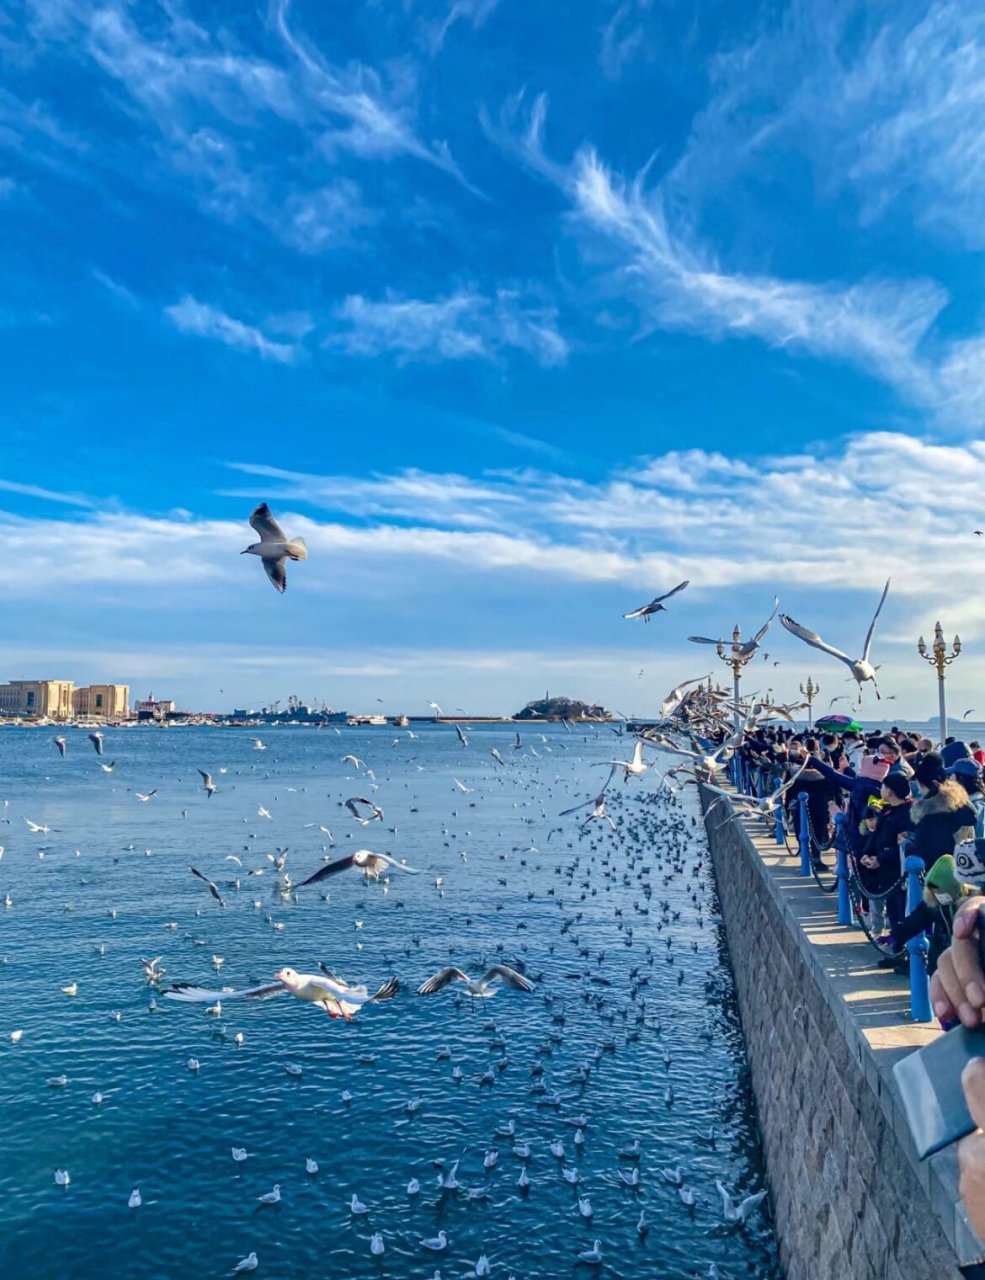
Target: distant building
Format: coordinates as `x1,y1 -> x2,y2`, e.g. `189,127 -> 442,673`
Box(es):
135,692 -> 176,720
0,679 -> 75,720
0,679 -> 130,720
73,684 -> 130,719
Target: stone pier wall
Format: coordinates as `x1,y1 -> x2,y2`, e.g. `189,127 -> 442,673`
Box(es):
701,788 -> 985,1280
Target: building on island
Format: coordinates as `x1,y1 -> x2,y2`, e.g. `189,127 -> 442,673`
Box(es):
0,679 -> 129,720
135,693 -> 176,720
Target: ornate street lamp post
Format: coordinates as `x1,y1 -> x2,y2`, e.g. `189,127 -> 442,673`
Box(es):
716,625 -> 756,737
917,622 -> 961,746
799,676 -> 820,731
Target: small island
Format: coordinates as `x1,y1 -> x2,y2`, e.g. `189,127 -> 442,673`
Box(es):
514,695 -> 611,721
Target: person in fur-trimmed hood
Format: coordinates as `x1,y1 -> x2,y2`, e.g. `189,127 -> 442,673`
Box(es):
908,752 -> 977,870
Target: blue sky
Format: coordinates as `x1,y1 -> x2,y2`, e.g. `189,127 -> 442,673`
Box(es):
2,0 -> 985,718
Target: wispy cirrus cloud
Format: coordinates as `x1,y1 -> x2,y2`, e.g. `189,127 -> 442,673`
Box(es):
0,478 -> 92,507
493,89 -> 984,425
164,296 -> 300,363
667,0 -> 985,250
328,288 -> 568,366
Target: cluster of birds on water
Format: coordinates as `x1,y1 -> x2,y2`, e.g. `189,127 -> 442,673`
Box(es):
3,720 -> 778,1279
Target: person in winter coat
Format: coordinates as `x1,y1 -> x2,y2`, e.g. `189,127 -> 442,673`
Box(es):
907,752 -> 977,870
889,854 -> 977,976
858,772 -> 912,932
949,758 -> 985,839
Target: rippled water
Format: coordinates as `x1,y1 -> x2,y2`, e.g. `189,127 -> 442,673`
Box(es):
0,724 -> 781,1279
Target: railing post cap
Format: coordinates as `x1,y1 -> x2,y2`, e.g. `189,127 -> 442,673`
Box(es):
903,854 -> 924,873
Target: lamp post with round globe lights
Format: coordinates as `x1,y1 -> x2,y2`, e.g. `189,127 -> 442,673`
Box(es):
799,676 -> 820,731
917,622 -> 961,746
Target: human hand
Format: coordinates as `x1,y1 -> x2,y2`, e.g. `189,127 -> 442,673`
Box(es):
932,898 -> 985,1027
860,855 -> 878,870
959,1058 -> 985,1240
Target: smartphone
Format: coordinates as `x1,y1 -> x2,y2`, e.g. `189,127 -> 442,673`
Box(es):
893,905 -> 985,1159
894,1023 -> 985,1158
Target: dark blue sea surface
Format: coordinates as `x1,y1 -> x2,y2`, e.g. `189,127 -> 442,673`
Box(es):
0,724 -> 782,1279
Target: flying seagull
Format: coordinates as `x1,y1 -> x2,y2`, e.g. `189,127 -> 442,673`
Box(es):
298,850 -> 422,885
188,865 -> 225,907
164,967 -> 399,1021
608,739 -> 649,782
54,736 -> 66,758
623,580 -> 689,622
780,579 -> 890,698
417,964 -> 534,998
345,797 -> 384,825
241,503 -> 308,594
198,769 -> 217,797
88,732 -> 104,756
688,598 -> 779,658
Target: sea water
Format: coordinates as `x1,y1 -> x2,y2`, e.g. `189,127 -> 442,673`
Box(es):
0,724 -> 781,1279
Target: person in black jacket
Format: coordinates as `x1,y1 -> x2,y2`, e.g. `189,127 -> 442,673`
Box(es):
907,752 -> 977,870
859,772 -> 913,931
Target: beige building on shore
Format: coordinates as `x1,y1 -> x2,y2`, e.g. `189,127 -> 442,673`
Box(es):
0,679 -> 129,721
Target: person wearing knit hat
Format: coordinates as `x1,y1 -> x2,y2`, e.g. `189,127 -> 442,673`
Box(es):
908,752 -> 977,871
859,772 -> 913,937
887,855 -> 977,977
942,740 -> 973,769
857,755 -> 890,782
881,772 -> 912,802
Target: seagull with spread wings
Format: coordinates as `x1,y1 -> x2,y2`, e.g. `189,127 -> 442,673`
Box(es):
688,598 -> 779,658
188,865 -> 225,907
345,797 -> 384,825
417,964 -> 533,998
780,579 -> 890,698
241,503 -> 308,594
164,967 -> 399,1021
297,849 -> 422,885
623,580 -> 689,622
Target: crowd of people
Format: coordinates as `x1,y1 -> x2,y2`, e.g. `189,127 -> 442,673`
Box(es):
732,726 -> 985,975
718,722 -> 985,1236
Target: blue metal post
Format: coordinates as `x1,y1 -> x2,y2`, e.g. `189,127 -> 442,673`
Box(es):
774,802 -> 785,845
904,855 -> 932,1023
834,814 -> 851,926
798,792 -> 811,876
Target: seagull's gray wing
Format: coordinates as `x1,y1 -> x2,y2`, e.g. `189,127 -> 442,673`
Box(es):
297,854 -> 357,886
752,597 -> 780,645
779,614 -> 851,666
163,981 -> 287,1003
687,636 -> 727,646
560,793 -> 598,816
861,578 -> 891,664
483,964 -> 534,991
198,769 -> 213,786
249,503 -> 286,543
263,557 -> 288,594
418,967 -> 470,995
655,579 -> 689,604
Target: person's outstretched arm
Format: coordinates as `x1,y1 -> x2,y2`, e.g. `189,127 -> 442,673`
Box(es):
932,897 -> 985,1027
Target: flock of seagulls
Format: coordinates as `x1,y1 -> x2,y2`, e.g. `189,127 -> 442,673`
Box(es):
2,709 -> 775,1279
0,508 -> 784,1277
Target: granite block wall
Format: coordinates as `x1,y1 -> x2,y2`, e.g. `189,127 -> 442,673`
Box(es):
702,795 -> 967,1280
